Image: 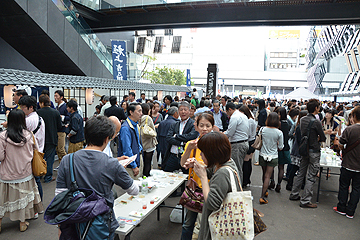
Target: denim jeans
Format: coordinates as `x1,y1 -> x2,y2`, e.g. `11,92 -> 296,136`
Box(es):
181,209 -> 198,240
34,176 -> 43,200
44,145 -> 57,182
337,167 -> 360,216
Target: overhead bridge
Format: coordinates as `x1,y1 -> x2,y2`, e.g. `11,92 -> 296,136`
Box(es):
74,0 -> 360,32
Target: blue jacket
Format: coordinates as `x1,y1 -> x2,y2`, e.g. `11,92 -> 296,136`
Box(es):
118,118 -> 142,169
67,111 -> 84,144
57,103 -> 70,132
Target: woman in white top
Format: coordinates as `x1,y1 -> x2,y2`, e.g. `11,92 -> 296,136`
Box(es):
258,112 -> 284,204
239,105 -> 257,187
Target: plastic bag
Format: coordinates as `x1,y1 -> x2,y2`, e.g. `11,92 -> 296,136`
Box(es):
169,205 -> 184,223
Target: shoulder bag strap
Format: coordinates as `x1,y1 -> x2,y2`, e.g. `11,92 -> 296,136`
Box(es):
344,138 -> 360,155
223,166 -> 243,192
31,133 -> 38,150
225,168 -> 237,193
69,153 -> 79,191
305,119 -> 316,151
189,148 -> 197,178
32,116 -> 42,135
307,119 -> 316,137
154,113 -> 160,124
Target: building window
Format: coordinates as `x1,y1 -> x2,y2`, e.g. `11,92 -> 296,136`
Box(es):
172,36 -> 182,53
154,37 -> 164,53
136,37 -> 146,54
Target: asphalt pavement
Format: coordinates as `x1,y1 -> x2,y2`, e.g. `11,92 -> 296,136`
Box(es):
0,159 -> 359,240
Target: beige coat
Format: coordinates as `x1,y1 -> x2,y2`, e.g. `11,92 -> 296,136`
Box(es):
139,115 -> 158,151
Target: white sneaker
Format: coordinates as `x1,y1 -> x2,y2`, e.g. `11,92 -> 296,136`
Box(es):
53,166 -> 59,171
34,213 -> 39,219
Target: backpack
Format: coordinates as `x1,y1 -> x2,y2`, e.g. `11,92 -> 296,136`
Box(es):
44,153 -> 112,240
299,119 -> 316,157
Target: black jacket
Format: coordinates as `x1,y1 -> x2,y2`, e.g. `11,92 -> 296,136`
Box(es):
163,118 -> 198,166
157,116 -> 179,156
211,109 -> 229,131
37,107 -> 62,150
300,114 -> 326,152
104,105 -> 127,121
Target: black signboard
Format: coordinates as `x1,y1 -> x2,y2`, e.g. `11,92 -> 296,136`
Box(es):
206,63 -> 218,99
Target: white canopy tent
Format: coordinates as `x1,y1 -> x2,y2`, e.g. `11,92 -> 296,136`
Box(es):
285,87 -> 319,100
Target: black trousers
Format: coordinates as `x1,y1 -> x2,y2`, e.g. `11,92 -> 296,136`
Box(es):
242,160 -> 252,186
337,167 -> 360,216
143,151 -> 154,177
287,164 -> 299,189
164,153 -> 188,174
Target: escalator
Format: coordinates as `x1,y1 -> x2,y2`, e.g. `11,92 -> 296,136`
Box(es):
0,0 -> 112,78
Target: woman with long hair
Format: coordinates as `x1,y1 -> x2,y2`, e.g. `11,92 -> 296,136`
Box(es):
139,103 -> 158,177
239,105 -> 257,187
180,113 -> 214,240
321,108 -> 339,149
183,132 -> 241,239
0,109 -> 43,232
254,99 -> 268,166
258,112 -> 284,204
152,101 -> 163,127
286,110 -> 308,191
121,101 -> 129,117
274,107 -> 291,192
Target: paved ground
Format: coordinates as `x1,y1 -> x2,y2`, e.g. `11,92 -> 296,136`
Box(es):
1,159 -> 359,240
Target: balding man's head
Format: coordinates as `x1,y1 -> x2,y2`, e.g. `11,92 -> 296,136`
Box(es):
109,116 -> 121,137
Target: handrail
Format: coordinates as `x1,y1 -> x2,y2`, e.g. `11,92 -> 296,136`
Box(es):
51,0 -> 113,73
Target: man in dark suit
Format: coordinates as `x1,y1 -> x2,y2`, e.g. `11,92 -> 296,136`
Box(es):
157,106 -> 179,169
164,102 -> 198,173
104,96 -> 127,121
136,92 -> 148,103
37,94 -> 62,183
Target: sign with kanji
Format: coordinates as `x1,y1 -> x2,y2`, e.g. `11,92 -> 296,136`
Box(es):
111,40 -> 127,80
207,64 -> 218,99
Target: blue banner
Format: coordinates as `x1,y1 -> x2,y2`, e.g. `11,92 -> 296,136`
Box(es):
186,69 -> 191,87
111,40 -> 127,80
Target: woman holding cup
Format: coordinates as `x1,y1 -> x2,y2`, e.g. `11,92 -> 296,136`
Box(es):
180,112 -> 215,240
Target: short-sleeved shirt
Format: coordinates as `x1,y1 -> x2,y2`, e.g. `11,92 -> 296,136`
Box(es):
259,127 -> 284,161
56,149 -> 134,230
340,124 -> 360,172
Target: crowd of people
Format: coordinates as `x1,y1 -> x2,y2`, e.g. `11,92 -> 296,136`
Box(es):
0,87 -> 359,239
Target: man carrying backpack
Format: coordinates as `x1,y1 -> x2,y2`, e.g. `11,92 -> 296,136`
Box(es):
289,99 -> 325,208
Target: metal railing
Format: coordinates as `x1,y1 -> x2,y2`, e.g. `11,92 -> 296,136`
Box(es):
51,0 -> 113,73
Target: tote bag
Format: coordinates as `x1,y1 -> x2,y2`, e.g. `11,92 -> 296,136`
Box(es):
141,116 -> 157,137
31,134 -> 46,177
251,128 -> 263,151
208,167 -> 254,240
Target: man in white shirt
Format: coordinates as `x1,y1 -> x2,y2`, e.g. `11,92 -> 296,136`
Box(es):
195,100 -> 211,115
136,93 -> 147,103
19,95 -> 46,200
220,96 -> 227,112
224,102 -> 249,183
211,100 -> 229,131
99,96 -> 111,116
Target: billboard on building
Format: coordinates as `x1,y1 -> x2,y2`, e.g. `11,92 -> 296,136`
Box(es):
269,30 -> 300,38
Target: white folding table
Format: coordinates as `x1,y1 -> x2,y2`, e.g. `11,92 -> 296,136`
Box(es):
113,172 -> 187,239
